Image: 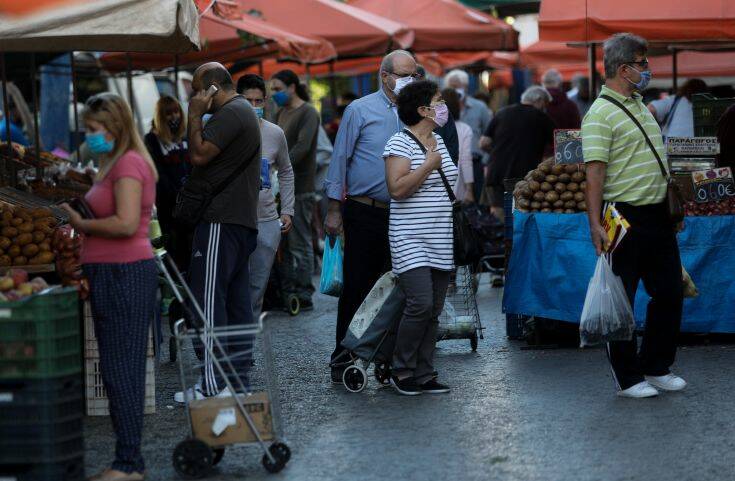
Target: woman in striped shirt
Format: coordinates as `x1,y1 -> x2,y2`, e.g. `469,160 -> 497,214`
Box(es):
383,80 -> 458,396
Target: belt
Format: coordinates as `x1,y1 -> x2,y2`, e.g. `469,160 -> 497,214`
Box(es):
348,196 -> 389,209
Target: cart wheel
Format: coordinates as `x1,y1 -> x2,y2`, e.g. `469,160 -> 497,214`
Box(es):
169,336 -> 178,363
212,448 -> 225,466
262,442 -> 290,473
342,365 -> 367,393
286,295 -> 300,316
470,333 -> 479,352
270,442 -> 291,462
374,363 -> 391,386
172,438 -> 213,479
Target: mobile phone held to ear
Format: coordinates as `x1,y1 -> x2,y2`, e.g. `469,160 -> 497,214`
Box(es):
206,84 -> 218,97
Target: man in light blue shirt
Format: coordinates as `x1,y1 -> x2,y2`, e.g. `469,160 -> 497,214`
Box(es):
324,50 -> 417,378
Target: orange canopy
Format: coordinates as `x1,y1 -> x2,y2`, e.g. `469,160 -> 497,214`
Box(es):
240,0 -> 414,57
350,0 -> 518,52
539,0 -> 735,44
101,5 -> 337,71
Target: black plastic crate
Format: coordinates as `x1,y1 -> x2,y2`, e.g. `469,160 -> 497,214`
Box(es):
0,414 -> 83,442
0,434 -> 83,464
692,93 -> 735,137
0,454 -> 84,481
0,375 -> 83,425
506,313 -> 528,340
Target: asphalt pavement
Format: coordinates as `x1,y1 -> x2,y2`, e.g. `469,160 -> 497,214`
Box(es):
84,277 -> 735,481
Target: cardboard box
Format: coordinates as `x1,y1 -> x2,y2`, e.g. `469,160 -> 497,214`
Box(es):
189,392 -> 274,447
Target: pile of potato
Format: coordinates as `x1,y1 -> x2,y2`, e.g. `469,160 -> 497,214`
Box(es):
513,159 -> 588,213
0,206 -> 57,266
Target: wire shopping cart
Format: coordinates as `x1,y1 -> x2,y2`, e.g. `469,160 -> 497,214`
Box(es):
437,265 -> 484,351
156,253 -> 291,479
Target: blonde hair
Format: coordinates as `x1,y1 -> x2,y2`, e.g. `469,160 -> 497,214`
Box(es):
152,95 -> 186,144
82,94 -> 159,182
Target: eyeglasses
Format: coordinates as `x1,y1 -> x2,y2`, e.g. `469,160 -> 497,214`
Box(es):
625,59 -> 649,69
387,71 -> 420,79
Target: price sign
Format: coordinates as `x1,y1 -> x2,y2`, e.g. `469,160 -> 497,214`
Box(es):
691,167 -> 735,203
667,137 -> 720,156
554,129 -> 583,165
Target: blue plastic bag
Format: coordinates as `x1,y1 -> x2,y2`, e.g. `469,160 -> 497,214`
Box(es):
319,235 -> 344,297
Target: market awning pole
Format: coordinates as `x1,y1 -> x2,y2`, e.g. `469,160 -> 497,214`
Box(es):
329,60 -> 337,111
672,49 -> 678,92
126,53 -> 135,119
174,54 -> 180,101
1,53 -> 10,186
258,61 -> 264,78
71,52 -> 81,165
29,53 -> 42,180
588,44 -> 597,99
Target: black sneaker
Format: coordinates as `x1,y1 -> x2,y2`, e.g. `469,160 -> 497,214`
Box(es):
420,379 -> 451,394
390,376 -> 422,396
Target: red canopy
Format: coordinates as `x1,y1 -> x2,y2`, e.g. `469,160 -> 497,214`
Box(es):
350,0 -> 518,52
241,0 -> 414,57
101,5 -> 337,71
539,0 -> 735,44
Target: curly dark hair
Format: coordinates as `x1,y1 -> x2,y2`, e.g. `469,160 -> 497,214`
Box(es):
397,80 -> 439,126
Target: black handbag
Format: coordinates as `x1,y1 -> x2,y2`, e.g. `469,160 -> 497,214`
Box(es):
402,129 -> 483,266
173,157 -> 251,228
600,94 -> 685,224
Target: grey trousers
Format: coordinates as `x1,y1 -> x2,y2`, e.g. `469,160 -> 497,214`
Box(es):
249,219 -> 281,320
392,267 -> 451,384
279,193 -> 316,302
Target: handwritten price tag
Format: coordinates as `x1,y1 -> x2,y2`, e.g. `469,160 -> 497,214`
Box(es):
554,129 -> 583,165
691,167 -> 735,203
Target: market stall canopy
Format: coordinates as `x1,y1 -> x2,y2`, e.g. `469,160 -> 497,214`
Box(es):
237,50 -> 509,80
101,4 -> 337,71
0,0 -> 200,53
538,0 -> 735,45
241,0 -> 414,57
350,0 -> 518,52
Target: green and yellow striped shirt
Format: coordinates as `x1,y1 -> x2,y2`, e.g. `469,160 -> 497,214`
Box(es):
582,85 -> 668,206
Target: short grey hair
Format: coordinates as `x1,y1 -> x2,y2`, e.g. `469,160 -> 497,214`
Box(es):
380,50 -> 414,74
521,85 -> 552,105
444,69 -> 470,87
541,69 -> 563,88
603,33 -> 648,79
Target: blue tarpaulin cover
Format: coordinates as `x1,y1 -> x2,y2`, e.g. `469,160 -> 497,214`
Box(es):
503,212 -> 735,333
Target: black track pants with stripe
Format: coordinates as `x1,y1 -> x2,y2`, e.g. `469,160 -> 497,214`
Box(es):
189,222 -> 258,395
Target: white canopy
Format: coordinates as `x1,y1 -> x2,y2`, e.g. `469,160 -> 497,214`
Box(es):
0,0 -> 200,53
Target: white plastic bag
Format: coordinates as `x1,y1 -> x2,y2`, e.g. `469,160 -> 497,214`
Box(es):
579,256 -> 635,347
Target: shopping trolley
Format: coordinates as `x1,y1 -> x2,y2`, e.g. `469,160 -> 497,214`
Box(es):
437,265 -> 484,352
156,252 -> 291,479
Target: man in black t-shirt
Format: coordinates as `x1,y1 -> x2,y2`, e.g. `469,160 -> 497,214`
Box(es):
175,62 -> 261,402
480,85 -> 555,218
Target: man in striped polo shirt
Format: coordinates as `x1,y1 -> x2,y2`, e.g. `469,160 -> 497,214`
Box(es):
582,33 -> 685,399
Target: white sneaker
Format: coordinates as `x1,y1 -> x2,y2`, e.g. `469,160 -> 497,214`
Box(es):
215,386 -> 234,398
617,381 -> 659,398
174,383 -> 206,404
645,373 -> 687,392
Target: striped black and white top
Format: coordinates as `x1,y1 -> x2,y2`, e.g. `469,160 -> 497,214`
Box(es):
383,131 -> 458,274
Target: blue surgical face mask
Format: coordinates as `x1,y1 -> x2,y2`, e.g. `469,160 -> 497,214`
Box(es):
86,131 -> 114,154
202,113 -> 213,125
625,65 -> 652,91
254,107 -> 264,119
272,90 -> 289,107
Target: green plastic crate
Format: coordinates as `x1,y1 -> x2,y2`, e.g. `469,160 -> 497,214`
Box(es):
0,288 -> 81,379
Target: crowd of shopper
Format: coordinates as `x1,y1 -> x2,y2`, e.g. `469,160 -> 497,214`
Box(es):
75,36 -> 735,475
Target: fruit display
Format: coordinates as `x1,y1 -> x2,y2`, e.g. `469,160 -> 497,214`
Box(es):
684,198 -> 735,216
0,268 -> 49,302
513,159 -> 588,214
52,224 -> 89,299
0,205 -> 57,267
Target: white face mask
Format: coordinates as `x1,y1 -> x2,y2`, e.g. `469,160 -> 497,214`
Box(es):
455,88 -> 466,99
393,76 -> 414,95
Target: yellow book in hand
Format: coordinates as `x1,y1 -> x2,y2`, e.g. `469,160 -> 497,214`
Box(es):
601,205 -> 631,253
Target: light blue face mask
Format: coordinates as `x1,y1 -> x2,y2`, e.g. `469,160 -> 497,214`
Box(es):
626,65 -> 652,91
202,113 -> 213,125
86,131 -> 115,154
254,107 -> 264,119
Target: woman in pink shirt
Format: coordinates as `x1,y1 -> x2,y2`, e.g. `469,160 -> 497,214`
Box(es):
62,93 -> 157,481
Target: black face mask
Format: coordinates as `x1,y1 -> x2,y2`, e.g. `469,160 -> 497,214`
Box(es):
168,119 -> 181,132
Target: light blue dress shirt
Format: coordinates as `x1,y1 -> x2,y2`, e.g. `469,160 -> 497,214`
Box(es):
324,88 -> 403,204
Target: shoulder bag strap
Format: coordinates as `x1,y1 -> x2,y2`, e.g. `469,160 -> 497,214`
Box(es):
662,95 -> 682,131
401,128 -> 457,203
599,94 -> 669,180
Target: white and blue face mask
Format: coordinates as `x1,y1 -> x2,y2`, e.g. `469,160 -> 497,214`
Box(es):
624,65 -> 652,91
